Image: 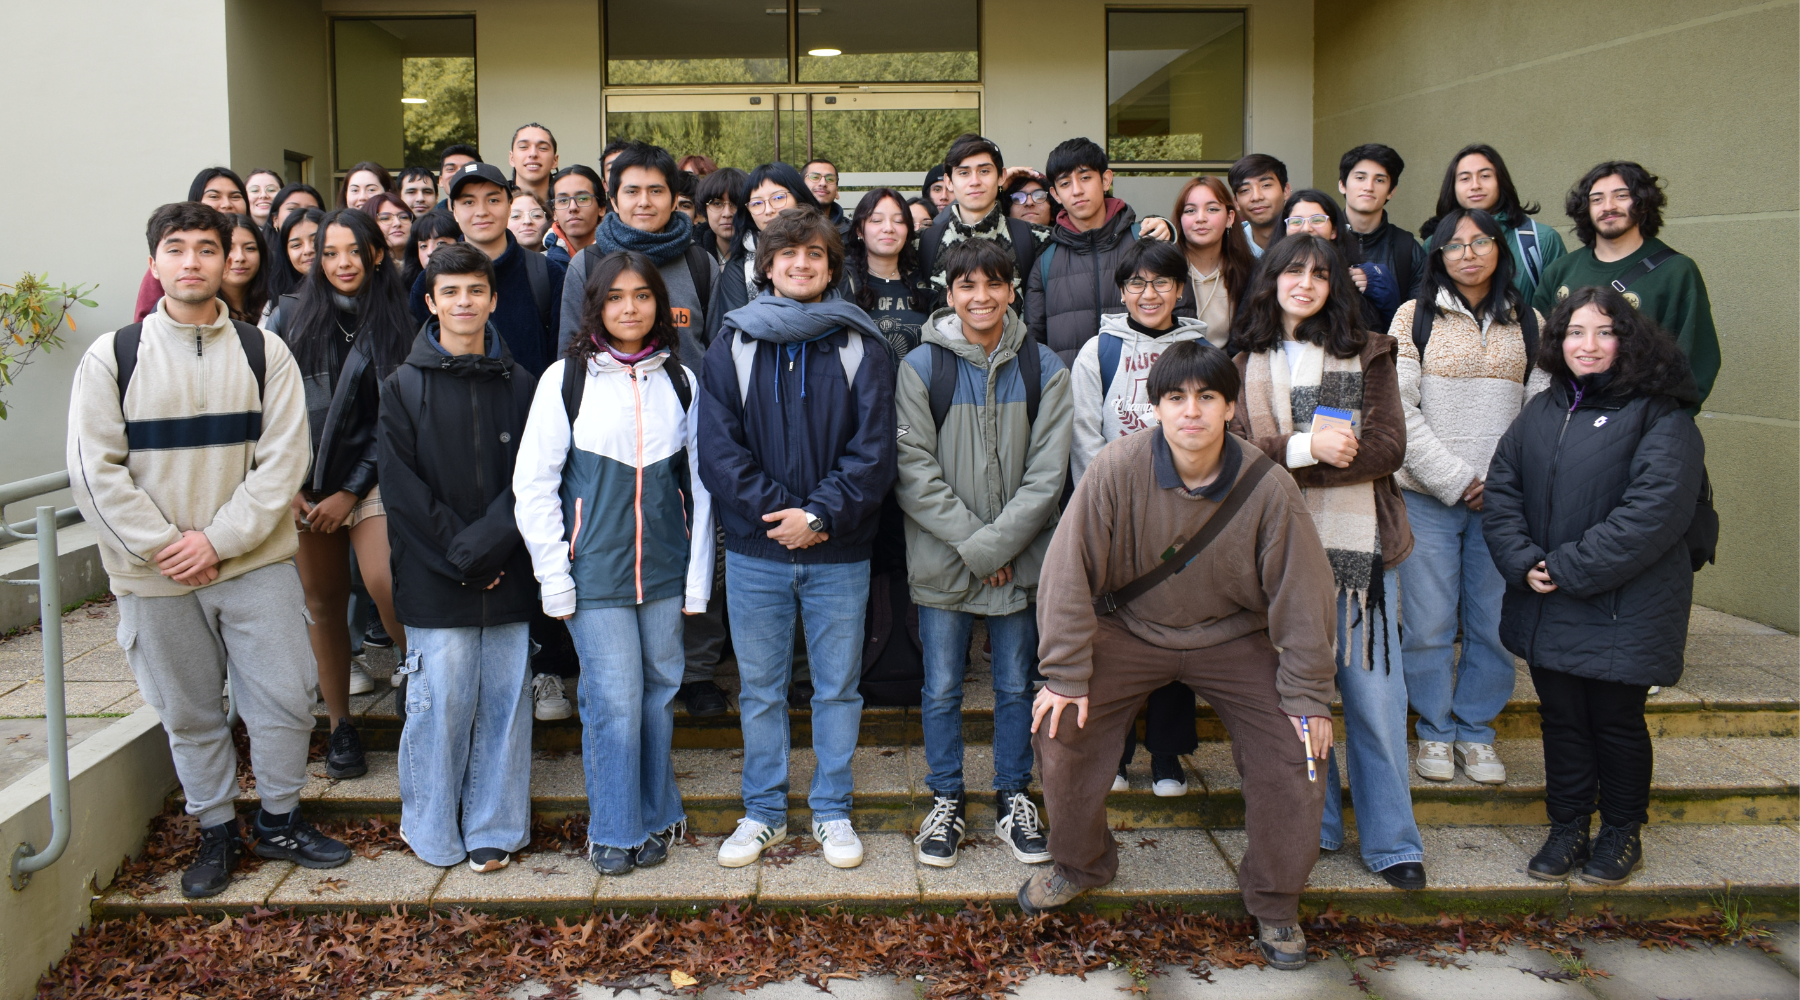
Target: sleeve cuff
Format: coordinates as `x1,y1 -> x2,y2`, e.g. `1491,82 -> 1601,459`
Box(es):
684,597 -> 709,614
541,585 -> 576,619
1046,679 -> 1089,698
202,524 -> 247,561
1286,433 -> 1319,468
1280,697 -> 1331,720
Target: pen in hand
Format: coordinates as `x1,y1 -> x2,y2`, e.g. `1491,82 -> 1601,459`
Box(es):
1300,716 -> 1317,783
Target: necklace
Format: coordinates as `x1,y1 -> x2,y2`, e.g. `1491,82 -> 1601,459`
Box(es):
1190,263 -> 1223,323
336,317 -> 356,343
868,262 -> 901,281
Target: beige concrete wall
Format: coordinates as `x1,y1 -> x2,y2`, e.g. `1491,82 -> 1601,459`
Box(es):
226,0 -> 330,185
0,0 -> 232,498
322,0 -> 602,165
333,19 -> 406,169
1314,0 -> 1799,631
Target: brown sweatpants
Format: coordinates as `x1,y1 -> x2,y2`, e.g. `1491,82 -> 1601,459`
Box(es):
1033,619 -> 1325,924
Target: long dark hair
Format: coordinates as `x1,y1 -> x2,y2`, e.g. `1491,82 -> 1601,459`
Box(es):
1230,234 -> 1367,359
569,250 -> 681,364
224,214 -> 270,324
1171,175 -> 1255,310
265,183 -> 324,241
268,207 -> 325,300
1537,286 -> 1692,400
1565,160 -> 1666,247
1420,143 -> 1538,239
728,162 -> 823,260
1418,208 -> 1523,327
187,166 -> 246,204
283,209 -> 412,373
844,188 -> 927,313
403,210 -> 461,295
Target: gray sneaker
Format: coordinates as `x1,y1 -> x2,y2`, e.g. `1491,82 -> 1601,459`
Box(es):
1415,740 -> 1454,781
1017,868 -> 1084,914
1454,741 -> 1507,784
1257,921 -> 1308,970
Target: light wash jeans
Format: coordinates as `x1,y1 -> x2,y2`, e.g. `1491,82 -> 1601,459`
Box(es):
566,597 -> 688,850
1319,568 -> 1424,872
1397,490 -> 1516,745
396,622 -> 533,867
919,606 -> 1036,793
725,551 -> 868,826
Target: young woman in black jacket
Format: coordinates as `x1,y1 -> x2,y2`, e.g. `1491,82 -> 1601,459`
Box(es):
283,208 -> 415,780
1483,284 -> 1706,887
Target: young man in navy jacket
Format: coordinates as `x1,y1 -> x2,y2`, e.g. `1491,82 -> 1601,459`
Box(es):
697,207 -> 895,871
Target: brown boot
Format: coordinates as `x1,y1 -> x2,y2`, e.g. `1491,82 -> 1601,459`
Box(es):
1256,921 -> 1308,971
1016,868 -> 1085,914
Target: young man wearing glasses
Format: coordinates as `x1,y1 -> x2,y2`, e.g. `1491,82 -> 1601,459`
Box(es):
803,158 -> 850,237
1028,137 -> 1180,367
544,165 -> 603,268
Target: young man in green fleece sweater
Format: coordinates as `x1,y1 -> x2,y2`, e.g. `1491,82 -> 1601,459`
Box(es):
1019,340 -> 1337,972
1535,161 -> 1719,410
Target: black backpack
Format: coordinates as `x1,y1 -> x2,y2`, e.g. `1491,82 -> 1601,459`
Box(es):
925,339 -> 1041,430
860,566 -> 924,706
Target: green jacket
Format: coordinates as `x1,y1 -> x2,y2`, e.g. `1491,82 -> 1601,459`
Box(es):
894,308 -> 1073,615
1428,214 -> 1566,302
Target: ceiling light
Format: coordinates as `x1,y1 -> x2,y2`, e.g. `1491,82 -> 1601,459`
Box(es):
401,97 -> 427,104
808,47 -> 841,57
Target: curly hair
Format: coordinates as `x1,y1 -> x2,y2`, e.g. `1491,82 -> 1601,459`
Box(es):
1229,234 -> 1367,359
568,250 -> 681,364
1536,285 -> 1692,399
1564,160 -> 1666,247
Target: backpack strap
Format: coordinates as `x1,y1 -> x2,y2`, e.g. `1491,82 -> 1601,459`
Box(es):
231,320 -> 266,404
685,244 -> 714,328
928,343 -> 957,430
1093,450 -> 1275,615
112,323 -> 145,405
1411,299 -> 1435,360
523,248 -> 552,335
1097,332 -> 1124,398
1518,302 -> 1539,374
560,356 -> 584,427
1037,243 -> 1057,294
664,356 -> 693,412
1514,220 -> 1543,286
1610,248 -> 1680,294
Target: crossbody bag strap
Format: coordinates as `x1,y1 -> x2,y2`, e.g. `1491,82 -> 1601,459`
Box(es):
1610,248 -> 1680,293
1092,451 -> 1275,616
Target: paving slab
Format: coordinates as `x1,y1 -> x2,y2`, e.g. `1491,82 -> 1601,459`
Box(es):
98,858 -> 295,916
1686,633 -> 1800,676
430,849 -> 597,914
1578,936 -> 1799,1000
1153,954 -> 1368,998
0,679 -> 142,717
754,831 -> 920,907
1767,921 -> 1800,975
0,714 -> 116,787
592,832 -> 760,909
1689,605 -> 1788,636
915,831 -> 1042,904
1096,827 -> 1239,906
265,849 -> 443,911
1352,945 -> 1597,1000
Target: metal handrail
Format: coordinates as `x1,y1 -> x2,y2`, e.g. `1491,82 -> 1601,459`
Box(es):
8,505 -> 69,889
1,470 -> 81,549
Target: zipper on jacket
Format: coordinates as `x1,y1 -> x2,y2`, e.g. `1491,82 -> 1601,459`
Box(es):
1530,403 -> 1577,662
195,332 -> 207,411
630,367 -> 646,603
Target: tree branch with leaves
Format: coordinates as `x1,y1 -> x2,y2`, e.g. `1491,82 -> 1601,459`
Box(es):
0,273 -> 96,419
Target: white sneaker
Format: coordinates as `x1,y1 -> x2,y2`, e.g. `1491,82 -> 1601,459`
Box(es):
1110,770 -> 1129,793
348,655 -> 375,696
1647,686 -> 1662,696
718,817 -> 786,868
532,673 -> 573,721
1415,741 -> 1454,781
812,818 -> 864,869
1454,741 -> 1507,784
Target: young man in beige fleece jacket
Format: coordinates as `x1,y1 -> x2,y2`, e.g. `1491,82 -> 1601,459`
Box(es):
1019,340 -> 1337,971
67,202 -> 348,899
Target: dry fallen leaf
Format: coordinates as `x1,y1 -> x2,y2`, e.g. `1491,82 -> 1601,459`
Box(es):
668,969 -> 697,987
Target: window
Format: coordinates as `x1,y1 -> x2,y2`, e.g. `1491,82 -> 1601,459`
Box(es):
1107,10 -> 1244,166
333,17 -> 476,172
604,0 -> 979,86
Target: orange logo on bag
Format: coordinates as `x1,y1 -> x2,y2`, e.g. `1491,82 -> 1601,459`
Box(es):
672,307 -> 691,327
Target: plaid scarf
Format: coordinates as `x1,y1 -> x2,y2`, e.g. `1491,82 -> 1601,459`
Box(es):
1245,342 -> 1392,670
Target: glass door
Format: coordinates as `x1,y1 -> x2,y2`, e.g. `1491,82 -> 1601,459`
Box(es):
603,93 -> 779,172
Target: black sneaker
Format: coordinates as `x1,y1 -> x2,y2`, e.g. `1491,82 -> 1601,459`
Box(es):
1150,753 -> 1189,796
996,789 -> 1051,864
787,680 -> 814,708
635,821 -> 684,869
252,810 -> 351,869
1527,816 -> 1592,881
1579,822 -> 1643,886
182,819 -> 244,898
467,847 -> 511,872
680,680 -> 729,718
325,718 -> 367,779
1377,861 -> 1427,890
913,791 -> 966,867
363,618 -> 394,648
591,844 -> 634,876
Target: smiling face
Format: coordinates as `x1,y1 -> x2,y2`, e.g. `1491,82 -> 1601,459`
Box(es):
318,222 -> 378,295
1179,184 -> 1234,250
1443,216 -> 1499,295
1233,172 -> 1287,227
554,174 -> 602,242
200,176 -> 247,215
766,238 -> 833,302
1454,154 -> 1500,212
950,152 -> 999,217
859,196 -> 908,263
245,173 -> 281,225
509,126 -> 558,188
372,202 -> 413,252
151,228 -> 227,305
1562,303 -> 1618,377
1007,180 -> 1054,226
222,226 -> 260,294
286,219 -> 319,274
1121,269 -> 1182,329
746,179 -> 795,232
1153,380 -> 1235,459
1587,173 -> 1637,241
1275,253 -> 1330,328
948,266 -> 1014,338
803,161 -> 839,206
508,193 -> 548,249
343,170 -> 385,211
425,269 -> 496,339
453,181 -> 511,254
1283,200 -> 1336,241
400,175 -> 437,216
615,165 -> 674,234
601,268 -> 657,352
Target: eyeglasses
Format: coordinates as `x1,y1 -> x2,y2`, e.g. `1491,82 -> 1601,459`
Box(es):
804,172 -> 837,185
1010,190 -> 1050,206
1284,214 -> 1331,230
1122,277 -> 1179,294
374,211 -> 412,224
1440,237 -> 1497,259
705,197 -> 736,210
747,191 -> 791,212
554,193 -> 596,208
511,210 -> 547,222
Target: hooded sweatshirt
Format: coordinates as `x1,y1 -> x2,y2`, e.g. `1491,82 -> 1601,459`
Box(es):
894,307 -> 1072,616
1068,312 -> 1214,487
697,293 -> 896,564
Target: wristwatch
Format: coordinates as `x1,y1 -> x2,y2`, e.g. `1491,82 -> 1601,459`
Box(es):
804,511 -> 825,534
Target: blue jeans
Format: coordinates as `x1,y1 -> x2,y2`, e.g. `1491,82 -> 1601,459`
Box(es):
1397,490 -> 1516,745
566,597 -> 688,849
396,623 -> 532,867
1319,568 -> 1424,871
725,552 -> 868,826
919,606 -> 1036,794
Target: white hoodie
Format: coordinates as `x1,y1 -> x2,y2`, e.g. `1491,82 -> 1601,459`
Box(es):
1068,312 -> 1217,487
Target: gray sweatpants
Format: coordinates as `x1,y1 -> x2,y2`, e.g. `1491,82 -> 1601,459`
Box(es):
117,562 -> 318,829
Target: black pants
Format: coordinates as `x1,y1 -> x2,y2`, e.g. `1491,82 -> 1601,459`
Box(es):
1119,680 -> 1200,767
1531,665 -> 1652,827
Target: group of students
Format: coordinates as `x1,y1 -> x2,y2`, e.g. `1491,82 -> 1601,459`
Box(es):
68,124 -> 1718,972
